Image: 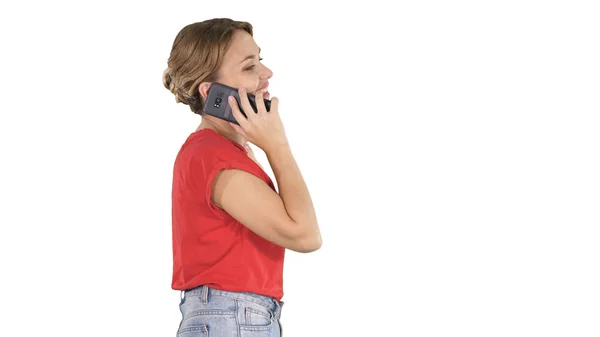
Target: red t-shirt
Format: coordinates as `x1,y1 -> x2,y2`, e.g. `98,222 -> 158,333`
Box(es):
171,128 -> 285,301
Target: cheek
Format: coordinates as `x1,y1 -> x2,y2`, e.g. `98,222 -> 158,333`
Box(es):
240,77 -> 260,92
222,70 -> 260,91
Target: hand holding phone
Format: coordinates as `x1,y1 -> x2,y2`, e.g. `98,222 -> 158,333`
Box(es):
227,87 -> 289,154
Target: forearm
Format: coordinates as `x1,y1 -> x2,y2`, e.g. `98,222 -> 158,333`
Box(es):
266,144 -> 321,242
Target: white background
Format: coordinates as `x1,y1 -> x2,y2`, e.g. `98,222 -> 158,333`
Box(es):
1,0 -> 598,336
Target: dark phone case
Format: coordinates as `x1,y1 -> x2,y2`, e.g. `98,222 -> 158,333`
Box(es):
203,83 -> 271,125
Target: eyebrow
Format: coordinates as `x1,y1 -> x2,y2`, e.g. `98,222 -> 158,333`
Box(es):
240,47 -> 261,64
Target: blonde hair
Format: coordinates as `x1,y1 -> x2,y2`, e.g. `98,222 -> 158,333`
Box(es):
163,18 -> 253,114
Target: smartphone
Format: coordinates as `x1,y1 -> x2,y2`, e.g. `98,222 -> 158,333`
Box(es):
203,82 -> 271,125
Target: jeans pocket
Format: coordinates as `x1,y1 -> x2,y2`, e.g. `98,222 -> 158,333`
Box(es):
245,307 -> 272,326
239,302 -> 274,334
177,324 -> 208,337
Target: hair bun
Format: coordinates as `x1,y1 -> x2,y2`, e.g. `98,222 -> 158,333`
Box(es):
163,67 -> 191,106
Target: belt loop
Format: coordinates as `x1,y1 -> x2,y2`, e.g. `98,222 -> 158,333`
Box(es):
274,299 -> 283,319
180,290 -> 185,301
201,285 -> 209,304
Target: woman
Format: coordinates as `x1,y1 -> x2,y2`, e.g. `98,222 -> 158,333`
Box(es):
163,18 -> 322,336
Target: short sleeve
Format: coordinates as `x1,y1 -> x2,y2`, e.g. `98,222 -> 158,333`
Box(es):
198,150 -> 271,219
204,159 -> 243,217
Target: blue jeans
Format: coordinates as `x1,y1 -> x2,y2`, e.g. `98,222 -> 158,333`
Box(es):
176,285 -> 284,337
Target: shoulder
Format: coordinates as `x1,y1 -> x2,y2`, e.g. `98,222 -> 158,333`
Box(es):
176,130 -> 249,172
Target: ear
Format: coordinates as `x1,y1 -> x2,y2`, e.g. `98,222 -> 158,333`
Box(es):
198,82 -> 212,100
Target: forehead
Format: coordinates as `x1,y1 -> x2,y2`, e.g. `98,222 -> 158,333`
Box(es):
225,30 -> 259,60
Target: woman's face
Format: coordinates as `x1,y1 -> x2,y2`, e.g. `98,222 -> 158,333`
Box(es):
216,29 -> 273,98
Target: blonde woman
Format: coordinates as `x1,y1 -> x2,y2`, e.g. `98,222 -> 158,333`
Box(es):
163,18 -> 322,336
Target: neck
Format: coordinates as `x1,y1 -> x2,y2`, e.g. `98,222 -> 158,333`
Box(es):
196,116 -> 245,146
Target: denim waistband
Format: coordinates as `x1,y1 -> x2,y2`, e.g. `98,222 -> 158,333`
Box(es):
182,285 -> 284,319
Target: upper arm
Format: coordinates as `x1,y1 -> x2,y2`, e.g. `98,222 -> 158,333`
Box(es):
210,168 -> 315,253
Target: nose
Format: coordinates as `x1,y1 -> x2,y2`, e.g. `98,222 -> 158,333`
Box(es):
260,64 -> 273,80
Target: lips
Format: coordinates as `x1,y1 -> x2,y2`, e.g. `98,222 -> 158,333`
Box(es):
256,88 -> 270,99
257,82 -> 270,99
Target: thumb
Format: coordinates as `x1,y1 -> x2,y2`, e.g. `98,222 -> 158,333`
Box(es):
229,122 -> 248,139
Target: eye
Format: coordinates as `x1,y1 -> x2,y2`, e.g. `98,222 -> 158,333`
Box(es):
245,58 -> 263,71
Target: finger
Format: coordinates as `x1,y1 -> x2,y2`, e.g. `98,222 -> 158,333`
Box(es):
238,88 -> 256,119
269,96 -> 279,115
228,95 -> 249,128
254,89 -> 267,115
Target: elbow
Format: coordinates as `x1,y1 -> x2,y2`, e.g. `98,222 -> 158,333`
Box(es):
294,232 -> 322,253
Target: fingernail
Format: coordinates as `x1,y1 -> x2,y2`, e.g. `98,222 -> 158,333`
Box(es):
239,88 -> 245,93
228,96 -> 234,101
